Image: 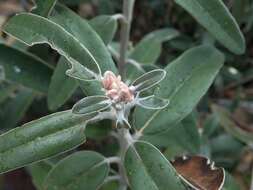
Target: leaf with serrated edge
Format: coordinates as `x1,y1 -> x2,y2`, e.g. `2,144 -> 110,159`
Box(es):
171,156 -> 225,190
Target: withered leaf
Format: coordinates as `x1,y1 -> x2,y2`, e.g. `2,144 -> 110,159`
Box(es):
171,156 -> 225,190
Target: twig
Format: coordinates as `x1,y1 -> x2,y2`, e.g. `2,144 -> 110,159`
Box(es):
119,0 -> 135,78
117,128 -> 133,189
106,156 -> 121,164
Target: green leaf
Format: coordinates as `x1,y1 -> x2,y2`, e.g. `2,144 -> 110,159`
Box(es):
210,134 -> 243,168
49,4 -> 117,73
3,13 -> 101,79
0,65 -> 4,82
202,114 -> 220,138
129,28 -> 179,64
72,96 -> 111,115
89,15 -> 118,45
27,162 -> 52,190
223,172 -> 240,190
32,0 -> 57,17
0,88 -> 36,129
137,96 -> 169,110
124,141 -> 185,190
65,59 -> 97,81
44,151 -> 109,190
212,104 -> 253,144
0,83 -> 17,103
142,113 -> 200,154
0,110 -> 94,174
49,4 -> 117,94
134,45 -> 224,134
0,44 -> 53,93
125,62 -> 145,81
48,57 -> 78,111
174,0 -> 245,54
131,69 -> 166,93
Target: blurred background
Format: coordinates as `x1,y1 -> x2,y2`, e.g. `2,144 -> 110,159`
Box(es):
0,0 -> 253,189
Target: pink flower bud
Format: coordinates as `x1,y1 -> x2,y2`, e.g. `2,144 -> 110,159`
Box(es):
102,71 -> 134,103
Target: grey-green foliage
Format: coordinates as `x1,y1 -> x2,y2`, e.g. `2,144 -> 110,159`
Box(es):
44,151 -> 109,190
124,141 -> 185,190
175,0 -> 245,54
0,0 -> 246,189
129,28 -> 179,65
47,57 -> 78,110
0,65 -> 4,82
89,15 -> 118,45
0,110 -> 94,174
134,45 -> 224,134
27,162 -> 52,190
32,0 -> 57,17
0,44 -> 53,93
0,88 -> 36,129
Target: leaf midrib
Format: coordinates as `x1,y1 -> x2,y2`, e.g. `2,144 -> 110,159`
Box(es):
139,57 -> 220,134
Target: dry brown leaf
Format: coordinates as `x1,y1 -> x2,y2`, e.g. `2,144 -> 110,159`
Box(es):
0,1 -> 23,15
171,156 -> 225,190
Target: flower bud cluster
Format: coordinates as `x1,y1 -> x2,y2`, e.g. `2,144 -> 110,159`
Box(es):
102,71 -> 134,103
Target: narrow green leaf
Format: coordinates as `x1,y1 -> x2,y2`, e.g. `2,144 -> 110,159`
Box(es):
50,4 -> 117,74
0,110 -> 94,174
137,96 -> 169,110
124,141 -> 185,190
175,0 -> 245,54
27,162 -> 52,190
72,96 -> 111,115
49,4 -> 117,94
131,69 -> 166,93
129,28 -> 179,64
44,151 -> 109,190
32,0 -> 57,17
212,104 -> 253,144
3,13 -> 101,78
202,114 -> 220,138
0,44 -> 53,93
89,15 -> 118,45
48,57 -> 78,111
0,88 -> 36,129
134,45 -> 224,134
